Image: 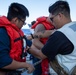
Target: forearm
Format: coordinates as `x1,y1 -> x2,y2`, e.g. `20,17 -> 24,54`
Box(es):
28,45 -> 47,60
32,39 -> 44,49
3,60 -> 30,70
33,29 -> 56,38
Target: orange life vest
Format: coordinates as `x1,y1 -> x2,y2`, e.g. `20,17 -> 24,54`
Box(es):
0,16 -> 26,62
32,16 -> 55,75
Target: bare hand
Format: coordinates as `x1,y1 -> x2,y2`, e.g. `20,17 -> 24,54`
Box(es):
26,35 -> 32,40
26,63 -> 35,74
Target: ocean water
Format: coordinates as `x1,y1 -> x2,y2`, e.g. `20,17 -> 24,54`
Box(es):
22,29 -> 31,35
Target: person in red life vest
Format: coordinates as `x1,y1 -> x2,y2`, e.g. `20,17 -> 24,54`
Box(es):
0,2 -> 35,75
30,16 -> 55,75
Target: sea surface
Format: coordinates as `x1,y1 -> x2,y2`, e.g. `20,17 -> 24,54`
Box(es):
22,29 -> 31,35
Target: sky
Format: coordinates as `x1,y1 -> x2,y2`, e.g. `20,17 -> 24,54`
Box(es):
0,0 -> 76,29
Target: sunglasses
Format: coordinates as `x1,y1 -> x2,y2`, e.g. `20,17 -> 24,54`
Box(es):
50,17 -> 54,22
50,14 -> 58,22
18,18 -> 26,25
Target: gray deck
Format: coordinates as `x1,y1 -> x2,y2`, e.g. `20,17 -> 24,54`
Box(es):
22,72 -> 32,75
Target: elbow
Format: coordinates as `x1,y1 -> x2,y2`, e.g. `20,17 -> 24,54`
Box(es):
33,50 -> 47,60
36,55 -> 46,60
38,51 -> 47,60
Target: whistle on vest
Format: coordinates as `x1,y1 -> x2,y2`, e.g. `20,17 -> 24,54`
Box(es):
21,48 -> 27,59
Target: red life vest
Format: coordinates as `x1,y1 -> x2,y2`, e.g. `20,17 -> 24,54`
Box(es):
0,16 -> 26,62
32,16 -> 55,75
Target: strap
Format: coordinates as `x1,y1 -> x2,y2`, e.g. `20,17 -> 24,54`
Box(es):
30,33 -> 34,39
14,36 -> 24,42
70,66 -> 76,75
50,59 -> 68,75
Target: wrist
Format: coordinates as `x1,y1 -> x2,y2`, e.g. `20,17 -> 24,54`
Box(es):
27,47 -> 31,54
33,35 -> 39,38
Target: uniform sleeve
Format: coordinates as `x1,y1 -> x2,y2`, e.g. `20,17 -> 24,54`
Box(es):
26,38 -> 32,47
42,31 -> 74,61
0,28 -> 12,68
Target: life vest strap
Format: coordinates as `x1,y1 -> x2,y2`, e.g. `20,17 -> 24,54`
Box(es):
50,59 -> 68,75
14,36 -> 25,42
